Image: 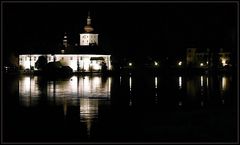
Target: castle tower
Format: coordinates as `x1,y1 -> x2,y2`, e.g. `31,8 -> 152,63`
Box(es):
63,32 -> 68,48
80,11 -> 99,46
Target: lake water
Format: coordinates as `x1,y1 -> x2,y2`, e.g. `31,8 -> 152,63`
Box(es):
2,73 -> 237,143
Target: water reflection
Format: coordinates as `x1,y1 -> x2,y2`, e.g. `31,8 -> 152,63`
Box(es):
18,76 -> 40,107
220,76 -> 231,104
129,76 -> 132,106
185,75 -> 231,106
178,76 -> 182,89
200,76 -> 204,87
155,77 -> 158,103
17,74 -> 233,138
19,75 -> 112,136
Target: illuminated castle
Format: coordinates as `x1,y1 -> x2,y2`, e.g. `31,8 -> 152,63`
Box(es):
19,12 -> 111,72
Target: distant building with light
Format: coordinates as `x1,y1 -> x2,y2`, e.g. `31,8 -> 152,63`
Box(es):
19,12 -> 111,72
186,48 -> 232,68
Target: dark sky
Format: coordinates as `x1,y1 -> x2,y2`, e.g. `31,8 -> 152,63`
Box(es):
2,2 -> 238,64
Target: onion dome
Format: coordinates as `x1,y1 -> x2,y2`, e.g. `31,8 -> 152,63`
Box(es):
84,11 -> 94,33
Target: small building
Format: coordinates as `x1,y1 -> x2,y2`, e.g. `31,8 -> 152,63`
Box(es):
19,12 -> 111,72
186,48 -> 231,68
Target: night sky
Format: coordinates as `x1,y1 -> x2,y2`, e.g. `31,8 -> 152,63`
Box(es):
2,2 -> 238,65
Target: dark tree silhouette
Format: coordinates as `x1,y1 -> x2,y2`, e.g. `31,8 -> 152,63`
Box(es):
35,56 -> 47,70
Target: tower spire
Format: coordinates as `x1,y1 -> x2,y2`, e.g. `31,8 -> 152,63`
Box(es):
80,11 -> 99,46
84,11 -> 94,32
87,11 -> 91,25
63,32 -> 68,48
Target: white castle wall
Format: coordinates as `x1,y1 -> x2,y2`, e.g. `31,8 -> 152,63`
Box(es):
19,54 -> 111,72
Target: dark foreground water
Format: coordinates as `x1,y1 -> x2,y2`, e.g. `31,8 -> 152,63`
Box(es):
3,73 -> 237,143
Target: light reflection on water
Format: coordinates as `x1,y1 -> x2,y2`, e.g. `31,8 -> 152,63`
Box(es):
129,76 -> 132,106
19,75 -> 231,108
18,74 -> 232,136
19,75 -> 112,136
155,76 -> 158,103
18,76 -> 41,107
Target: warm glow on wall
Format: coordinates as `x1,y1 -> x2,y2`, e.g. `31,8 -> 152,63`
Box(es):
91,61 -> 101,70
69,59 -> 78,71
19,54 -> 111,72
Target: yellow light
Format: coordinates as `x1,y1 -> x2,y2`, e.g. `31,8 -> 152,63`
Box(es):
129,62 -> 132,66
154,61 -> 158,66
200,63 -> 204,66
221,58 -> 227,66
178,61 -> 182,66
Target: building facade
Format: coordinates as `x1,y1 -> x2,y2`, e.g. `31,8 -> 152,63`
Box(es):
19,12 -> 111,72
186,48 -> 231,68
